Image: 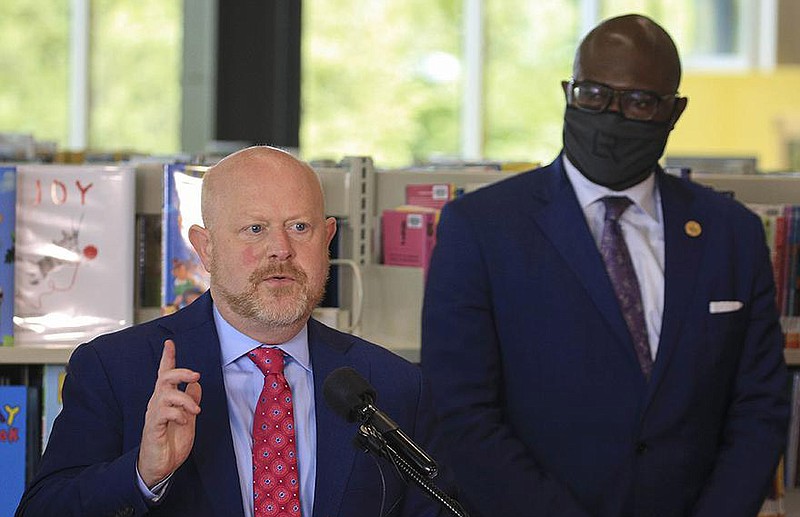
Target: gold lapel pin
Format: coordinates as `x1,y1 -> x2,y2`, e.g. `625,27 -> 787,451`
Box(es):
684,220 -> 702,237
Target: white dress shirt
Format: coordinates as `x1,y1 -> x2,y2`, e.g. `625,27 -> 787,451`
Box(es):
214,306 -> 317,517
563,155 -> 665,359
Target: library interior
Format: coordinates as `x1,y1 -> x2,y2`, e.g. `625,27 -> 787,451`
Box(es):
3,1 -> 800,516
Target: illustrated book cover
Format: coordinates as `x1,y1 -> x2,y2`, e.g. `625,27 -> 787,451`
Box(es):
14,164 -> 135,344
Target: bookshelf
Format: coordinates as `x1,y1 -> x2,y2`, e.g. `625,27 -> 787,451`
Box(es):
354,166 -> 512,362
0,157 -> 377,365
351,170 -> 800,365
691,172 -> 800,367
0,161 -> 797,514
0,345 -> 74,364
1,167 -> 798,368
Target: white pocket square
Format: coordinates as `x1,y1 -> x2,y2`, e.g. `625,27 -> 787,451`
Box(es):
709,300 -> 743,314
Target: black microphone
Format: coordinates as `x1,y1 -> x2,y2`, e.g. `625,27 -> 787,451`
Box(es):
323,366 -> 438,478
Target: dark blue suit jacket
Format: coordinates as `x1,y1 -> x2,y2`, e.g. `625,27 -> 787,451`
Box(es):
17,292 -> 448,517
421,156 -> 789,517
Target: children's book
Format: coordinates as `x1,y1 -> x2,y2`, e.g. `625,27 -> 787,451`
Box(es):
15,164 -> 135,344
162,163 -> 209,314
41,364 -> 66,452
381,206 -> 438,276
0,166 -> 15,346
0,385 -> 28,514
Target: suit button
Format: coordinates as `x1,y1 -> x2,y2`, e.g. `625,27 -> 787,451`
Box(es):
636,441 -> 648,455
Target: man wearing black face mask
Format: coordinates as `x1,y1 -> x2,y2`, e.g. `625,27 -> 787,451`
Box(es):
561,16 -> 687,191
421,13 -> 788,517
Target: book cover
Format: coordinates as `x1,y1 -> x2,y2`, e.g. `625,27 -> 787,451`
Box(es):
162,163 -> 209,314
381,206 -> 438,275
748,203 -> 791,343
25,385 -> 40,485
136,213 -> 162,309
0,385 -> 27,514
132,160 -> 169,312
0,166 -> 15,346
781,206 -> 799,347
788,206 -> 800,318
405,183 -> 455,210
14,164 -> 135,344
775,213 -> 788,319
41,364 -> 66,452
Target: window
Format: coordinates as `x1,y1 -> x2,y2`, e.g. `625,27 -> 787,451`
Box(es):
0,1 -> 70,148
0,0 -> 182,155
89,0 -> 182,153
302,0 -> 776,167
301,0 -> 463,167
483,1 -> 579,163
594,0 -> 776,70
2,1 -> 776,162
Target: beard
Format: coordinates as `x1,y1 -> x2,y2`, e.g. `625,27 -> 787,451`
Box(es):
211,259 -> 328,328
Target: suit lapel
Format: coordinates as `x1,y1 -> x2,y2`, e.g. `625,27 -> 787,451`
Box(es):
308,320 -> 368,517
647,173 -> 706,397
167,294 -> 245,517
532,162 -> 639,365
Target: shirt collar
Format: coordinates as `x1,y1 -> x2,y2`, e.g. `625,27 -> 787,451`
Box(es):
562,154 -> 659,222
213,304 -> 312,372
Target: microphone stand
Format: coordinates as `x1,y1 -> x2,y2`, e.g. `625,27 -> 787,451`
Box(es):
356,424 -> 470,517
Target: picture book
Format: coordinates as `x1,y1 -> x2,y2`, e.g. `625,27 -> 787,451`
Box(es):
41,364 -> 66,452
405,183 -> 455,210
15,164 -> 135,344
0,165 -> 15,346
162,163 -> 209,314
381,206 -> 438,276
0,385 -> 28,514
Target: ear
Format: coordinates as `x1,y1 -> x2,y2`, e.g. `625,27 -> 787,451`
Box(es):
188,224 -> 213,273
668,96 -> 688,130
324,217 -> 337,247
561,80 -> 572,104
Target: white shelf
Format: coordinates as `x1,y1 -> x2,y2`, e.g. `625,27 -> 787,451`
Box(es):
356,264 -> 424,363
692,172 -> 800,205
0,344 -> 76,364
0,307 -> 162,365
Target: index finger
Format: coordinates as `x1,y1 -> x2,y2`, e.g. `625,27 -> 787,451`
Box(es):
159,339 -> 176,375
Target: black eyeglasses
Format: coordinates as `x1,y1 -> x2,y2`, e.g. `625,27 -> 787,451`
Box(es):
566,79 -> 679,121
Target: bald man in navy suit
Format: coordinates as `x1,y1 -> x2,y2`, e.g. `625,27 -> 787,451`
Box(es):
18,147 -> 452,517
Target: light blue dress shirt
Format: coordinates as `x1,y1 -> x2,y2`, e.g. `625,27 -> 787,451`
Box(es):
214,306 -> 317,517
563,155 -> 666,359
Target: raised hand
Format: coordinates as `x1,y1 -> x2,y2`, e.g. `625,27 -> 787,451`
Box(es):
137,339 -> 202,488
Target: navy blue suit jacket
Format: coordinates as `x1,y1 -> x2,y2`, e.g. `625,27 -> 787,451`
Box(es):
17,292 -> 448,517
421,156 -> 789,517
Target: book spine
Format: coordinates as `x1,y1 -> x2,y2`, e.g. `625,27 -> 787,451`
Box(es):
0,166 -> 15,346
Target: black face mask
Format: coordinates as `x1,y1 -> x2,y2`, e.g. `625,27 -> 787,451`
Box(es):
563,106 -> 672,191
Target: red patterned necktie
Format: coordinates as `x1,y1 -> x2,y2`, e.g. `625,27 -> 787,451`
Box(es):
599,196 -> 654,380
248,347 -> 302,516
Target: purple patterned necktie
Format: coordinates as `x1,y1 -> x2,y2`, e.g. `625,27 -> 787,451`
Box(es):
599,196 -> 654,380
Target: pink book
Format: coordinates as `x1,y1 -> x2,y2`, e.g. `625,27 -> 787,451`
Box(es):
405,183 -> 455,210
381,206 -> 438,275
